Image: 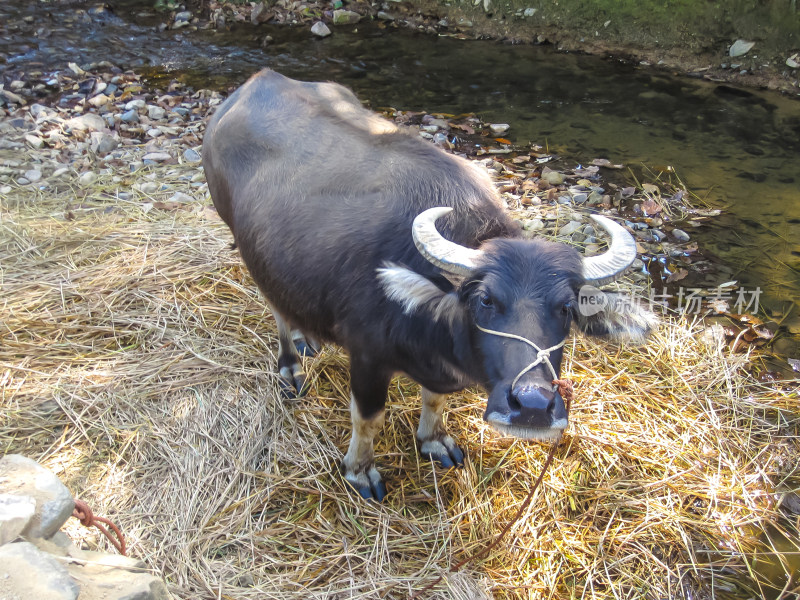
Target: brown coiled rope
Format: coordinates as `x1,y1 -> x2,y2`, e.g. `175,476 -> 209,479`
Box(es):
409,378 -> 573,599
72,498 -> 127,555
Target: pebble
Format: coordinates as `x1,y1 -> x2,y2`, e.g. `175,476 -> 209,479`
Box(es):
311,21 -> 332,37
558,220 -> 583,237
24,170 -> 42,183
65,113 -> 107,132
148,105 -> 166,120
170,192 -> 194,203
78,172 -> 97,186
729,39 -> 755,58
543,171 -> 564,185
787,54 -> 800,69
489,123 -> 510,134
52,168 -> 69,178
147,128 -> 163,138
672,228 -> 691,242
18,177 -> 31,186
523,218 -> 544,231
0,186 -> 12,194
571,192 -> 588,204
183,148 -> 201,162
143,152 -> 171,162
125,99 -> 146,111
120,109 -> 139,123
136,181 -> 159,194
333,9 -> 361,25
25,134 -> 45,149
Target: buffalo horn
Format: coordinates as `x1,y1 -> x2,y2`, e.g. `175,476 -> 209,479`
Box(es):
582,215 -> 637,284
412,207 -> 483,277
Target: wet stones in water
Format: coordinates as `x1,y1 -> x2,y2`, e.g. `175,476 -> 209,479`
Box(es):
333,10 -> 361,25
311,21 -> 332,37
672,228 -> 690,242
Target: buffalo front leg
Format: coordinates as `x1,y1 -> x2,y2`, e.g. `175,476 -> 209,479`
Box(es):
417,387 -> 464,469
341,360 -> 390,502
271,307 -> 316,398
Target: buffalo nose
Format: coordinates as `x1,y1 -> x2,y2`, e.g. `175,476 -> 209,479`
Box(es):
509,385 -> 561,427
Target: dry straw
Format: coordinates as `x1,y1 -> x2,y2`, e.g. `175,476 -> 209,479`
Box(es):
1,165 -> 798,600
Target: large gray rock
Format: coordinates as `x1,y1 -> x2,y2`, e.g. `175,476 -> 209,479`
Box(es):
0,493 -> 36,545
67,562 -> 170,600
0,541 -> 80,600
0,455 -> 74,539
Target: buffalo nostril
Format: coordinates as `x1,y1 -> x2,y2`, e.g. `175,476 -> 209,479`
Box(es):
507,389 -> 522,411
513,386 -> 553,413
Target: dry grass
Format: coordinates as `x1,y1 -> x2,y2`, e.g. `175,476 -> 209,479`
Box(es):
1,165 -> 799,600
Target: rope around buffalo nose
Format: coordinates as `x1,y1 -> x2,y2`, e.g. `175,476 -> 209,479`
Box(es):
475,324 -> 565,389
408,329 -> 574,600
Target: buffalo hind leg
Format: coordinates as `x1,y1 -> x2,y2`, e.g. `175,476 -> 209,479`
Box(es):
341,361 -> 390,502
272,308 -> 311,398
417,388 -> 464,469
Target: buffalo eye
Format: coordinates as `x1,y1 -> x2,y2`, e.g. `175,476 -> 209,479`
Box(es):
479,292 -> 494,309
562,301 -> 573,314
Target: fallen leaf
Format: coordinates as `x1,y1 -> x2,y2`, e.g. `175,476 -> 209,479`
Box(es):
641,198 -> 662,216
642,183 -> 660,195
494,137 -> 512,145
666,269 -> 688,283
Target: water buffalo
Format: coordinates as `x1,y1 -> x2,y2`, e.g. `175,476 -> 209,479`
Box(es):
203,69 -> 656,501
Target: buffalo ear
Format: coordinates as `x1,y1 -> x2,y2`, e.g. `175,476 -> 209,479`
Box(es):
574,291 -> 658,342
376,263 -> 462,325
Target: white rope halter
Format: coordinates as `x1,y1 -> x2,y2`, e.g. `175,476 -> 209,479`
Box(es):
475,324 -> 566,390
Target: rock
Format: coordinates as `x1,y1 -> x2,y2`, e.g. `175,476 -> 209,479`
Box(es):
333,9 -> 361,24
787,53 -> 800,69
88,94 -> 109,107
543,171 -> 564,185
523,218 -> 544,232
523,7 -> 536,17
147,105 -> 166,120
169,192 -> 194,204
0,494 -> 36,545
65,113 -> 107,132
558,220 -> 582,237
25,134 -> 45,149
489,123 -> 510,134
146,128 -> 163,138
67,561 -> 169,600
52,168 -> 69,178
78,172 -> 97,186
183,148 -> 201,163
571,192 -> 588,204
174,10 -> 192,22
672,228 -> 690,242
125,99 -> 146,111
142,152 -> 171,162
377,11 -> 394,20
18,177 -> 31,186
0,185 -> 12,194
135,182 -> 159,194
0,541 -> 79,600
24,169 -> 42,183
311,21 -> 331,37
120,109 -> 139,123
91,132 -> 118,155
729,39 -> 755,58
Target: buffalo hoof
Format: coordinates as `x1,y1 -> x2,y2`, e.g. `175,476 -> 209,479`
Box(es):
278,363 -> 308,399
419,436 -> 465,469
293,338 -> 318,358
342,464 -> 387,502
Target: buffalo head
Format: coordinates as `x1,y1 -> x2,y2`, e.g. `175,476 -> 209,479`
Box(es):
379,207 -> 656,441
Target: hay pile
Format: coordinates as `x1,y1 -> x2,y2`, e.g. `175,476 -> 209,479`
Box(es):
1,161 -> 798,600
